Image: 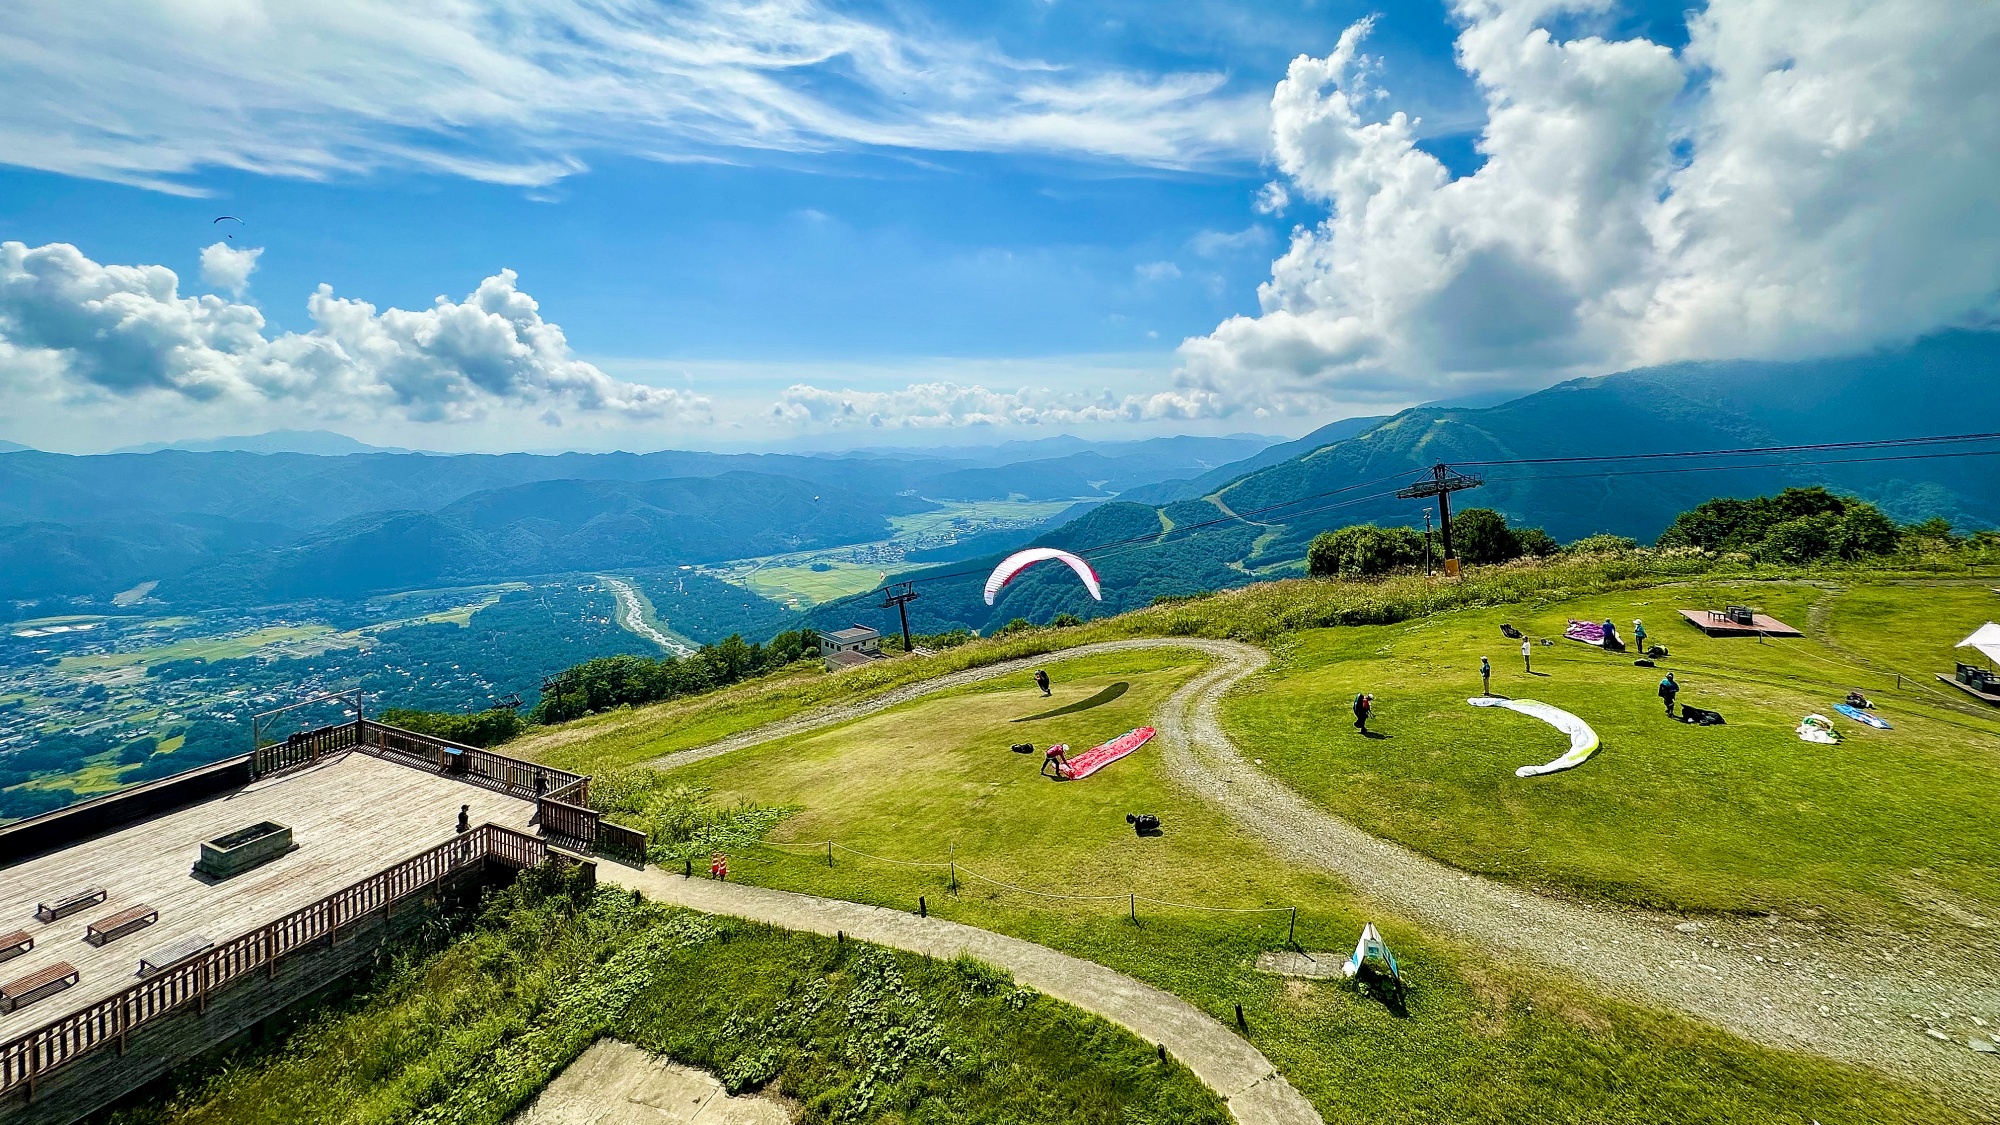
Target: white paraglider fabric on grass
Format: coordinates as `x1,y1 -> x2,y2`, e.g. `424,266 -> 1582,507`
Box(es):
1468,697 -> 1601,777
982,547 -> 1103,606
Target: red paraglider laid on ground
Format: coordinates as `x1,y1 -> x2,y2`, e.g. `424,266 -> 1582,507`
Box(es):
1056,726 -> 1156,779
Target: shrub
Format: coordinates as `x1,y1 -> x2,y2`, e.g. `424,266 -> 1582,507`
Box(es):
1565,533 -> 1639,555
379,707 -> 527,748
1451,508 -> 1522,566
1050,613 -> 1084,628
1514,527 -> 1560,557
1307,523 -> 1426,577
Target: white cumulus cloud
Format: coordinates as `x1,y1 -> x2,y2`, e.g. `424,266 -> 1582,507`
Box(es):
198,241 -> 262,297
0,0 -> 1267,192
0,241 -> 709,424
1178,0 -> 2000,409
769,381 -> 1227,430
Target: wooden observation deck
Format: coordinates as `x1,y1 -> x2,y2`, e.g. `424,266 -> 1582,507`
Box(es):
0,719 -> 647,1114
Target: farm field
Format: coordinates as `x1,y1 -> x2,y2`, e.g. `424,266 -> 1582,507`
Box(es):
57,624 -> 349,672
1222,580 -> 2000,935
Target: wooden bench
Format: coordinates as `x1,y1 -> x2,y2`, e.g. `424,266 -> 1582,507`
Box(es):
0,962 -> 78,1013
0,929 -> 30,964
84,903 -> 158,946
35,885 -> 106,923
137,933 -> 214,978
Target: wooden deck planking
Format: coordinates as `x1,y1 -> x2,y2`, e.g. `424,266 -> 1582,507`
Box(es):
0,753 -> 534,1036
1674,609 -> 1803,637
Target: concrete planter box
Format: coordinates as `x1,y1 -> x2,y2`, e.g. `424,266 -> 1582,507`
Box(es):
195,821 -> 295,879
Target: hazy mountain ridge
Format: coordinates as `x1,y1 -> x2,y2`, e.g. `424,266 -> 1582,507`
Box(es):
809,331 -> 2000,638
1,435 -> 1268,601
159,472 -> 921,606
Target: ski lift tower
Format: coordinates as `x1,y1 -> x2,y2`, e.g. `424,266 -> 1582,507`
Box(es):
880,580 -> 919,653
1396,463 -> 1484,576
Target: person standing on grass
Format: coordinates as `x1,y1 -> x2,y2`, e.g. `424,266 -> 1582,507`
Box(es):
1353,692 -> 1373,733
1659,672 -> 1680,716
1480,656 -> 1491,696
1034,668 -> 1051,696
1633,618 -> 1647,653
1522,637 -> 1534,673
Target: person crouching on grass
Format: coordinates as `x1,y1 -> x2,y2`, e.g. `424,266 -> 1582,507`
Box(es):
1041,743 -> 1071,779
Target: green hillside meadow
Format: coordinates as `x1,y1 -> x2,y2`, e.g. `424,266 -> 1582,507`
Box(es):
115,548 -> 2000,1125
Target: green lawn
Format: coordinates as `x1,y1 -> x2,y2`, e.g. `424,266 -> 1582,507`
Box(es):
1222,580 -> 2000,933
643,647 -> 1963,1125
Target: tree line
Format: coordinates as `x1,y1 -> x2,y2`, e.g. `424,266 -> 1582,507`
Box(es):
1307,488 -> 1975,579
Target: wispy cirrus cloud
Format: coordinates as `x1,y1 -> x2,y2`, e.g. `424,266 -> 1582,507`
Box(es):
0,0 -> 1268,192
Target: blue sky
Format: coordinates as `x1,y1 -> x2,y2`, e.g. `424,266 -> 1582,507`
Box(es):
0,0 -> 1988,453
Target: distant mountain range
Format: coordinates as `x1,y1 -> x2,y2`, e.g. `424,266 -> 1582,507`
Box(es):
0,440 -> 33,454
809,331 -> 2000,638
111,429 -> 421,456
162,472 -> 926,606
0,434 -> 1274,602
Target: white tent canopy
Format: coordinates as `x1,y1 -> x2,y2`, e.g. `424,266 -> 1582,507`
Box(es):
1956,623 -> 2000,665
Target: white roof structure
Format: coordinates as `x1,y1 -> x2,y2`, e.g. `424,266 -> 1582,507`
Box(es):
1956,623 -> 2000,665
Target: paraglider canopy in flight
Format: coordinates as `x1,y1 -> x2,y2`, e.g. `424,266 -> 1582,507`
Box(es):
984,548 -> 1102,606
213,215 -> 243,239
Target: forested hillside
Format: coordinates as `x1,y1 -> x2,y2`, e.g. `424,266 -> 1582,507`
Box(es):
808,331 -> 2000,637
160,472 -> 922,606
0,435 -> 1270,600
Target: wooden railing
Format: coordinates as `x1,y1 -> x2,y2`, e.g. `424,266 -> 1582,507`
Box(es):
354,721 -> 586,803
594,820 -> 649,865
536,798 -> 598,847
253,722 -> 362,778
0,824 -> 547,1100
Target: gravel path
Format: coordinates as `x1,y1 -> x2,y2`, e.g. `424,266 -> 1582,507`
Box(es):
599,864 -> 1323,1125
647,638 -> 1999,1112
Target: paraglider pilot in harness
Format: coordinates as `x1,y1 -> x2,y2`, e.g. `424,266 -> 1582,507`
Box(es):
1659,672 -> 1680,716
1041,744 -> 1071,779
1353,692 -> 1373,733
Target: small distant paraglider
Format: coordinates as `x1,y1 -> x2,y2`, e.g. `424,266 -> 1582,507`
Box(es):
213,215 -> 243,239
983,548 -> 1102,606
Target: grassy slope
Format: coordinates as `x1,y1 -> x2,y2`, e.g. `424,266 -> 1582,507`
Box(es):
657,648 -> 1963,1125
117,873 -> 1221,1125
1223,581 -> 2000,933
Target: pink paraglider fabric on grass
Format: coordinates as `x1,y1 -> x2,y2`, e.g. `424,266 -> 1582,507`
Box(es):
984,548 -> 1103,606
1563,619 -> 1606,644
1056,726 -> 1155,779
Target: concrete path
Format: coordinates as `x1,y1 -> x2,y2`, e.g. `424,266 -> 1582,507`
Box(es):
598,864 -> 1323,1125
638,637 -> 1998,1110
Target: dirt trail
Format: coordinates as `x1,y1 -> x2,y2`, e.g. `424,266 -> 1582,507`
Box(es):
646,638 -> 1999,1112
601,866 -> 1323,1125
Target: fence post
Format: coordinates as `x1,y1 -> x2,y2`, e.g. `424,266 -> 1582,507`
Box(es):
1129,894 -> 1137,924
1289,907 -> 1297,947
827,841 -> 834,867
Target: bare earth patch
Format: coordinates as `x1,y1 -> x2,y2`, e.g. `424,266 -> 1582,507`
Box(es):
512,1040 -> 794,1125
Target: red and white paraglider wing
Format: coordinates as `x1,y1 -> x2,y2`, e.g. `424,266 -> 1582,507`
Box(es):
983,548 -> 1102,606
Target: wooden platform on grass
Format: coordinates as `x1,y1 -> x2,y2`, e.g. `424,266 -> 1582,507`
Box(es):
0,752 -> 534,1040
1936,674 -> 2000,706
1676,609 -> 1803,637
